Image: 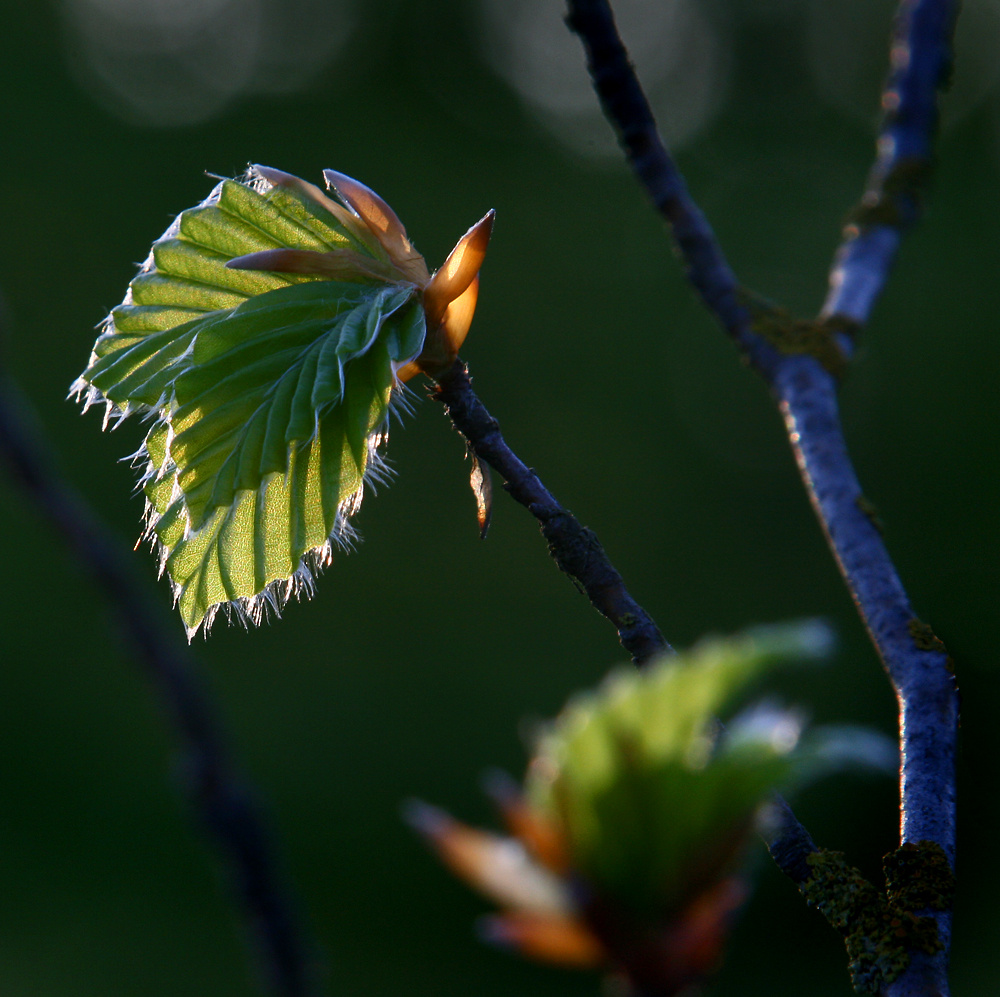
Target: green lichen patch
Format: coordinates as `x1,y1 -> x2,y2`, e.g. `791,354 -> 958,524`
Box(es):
908,618 -> 948,655
855,495 -> 885,535
800,849 -> 943,994
740,290 -> 852,378
847,158 -> 933,231
884,841 -> 955,913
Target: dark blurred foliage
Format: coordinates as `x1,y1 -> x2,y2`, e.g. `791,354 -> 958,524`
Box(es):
0,1 -> 996,995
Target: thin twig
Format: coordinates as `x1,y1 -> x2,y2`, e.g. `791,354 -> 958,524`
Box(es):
565,0 -> 959,991
822,0 -> 960,334
433,359 -> 669,665
0,314 -> 319,996
563,0 -> 778,376
759,796 -> 823,899
432,357 -> 822,899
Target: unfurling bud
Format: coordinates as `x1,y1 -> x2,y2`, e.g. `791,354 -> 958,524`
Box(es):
410,623 -> 890,996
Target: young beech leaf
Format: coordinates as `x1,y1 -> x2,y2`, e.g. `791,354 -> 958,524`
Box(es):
72,166 -> 493,638
410,623 -> 895,994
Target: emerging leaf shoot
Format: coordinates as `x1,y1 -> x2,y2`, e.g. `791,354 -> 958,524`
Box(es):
410,623 -> 890,995
73,166 -> 493,638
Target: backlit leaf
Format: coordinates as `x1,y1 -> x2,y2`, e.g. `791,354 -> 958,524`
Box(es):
72,167 -> 438,638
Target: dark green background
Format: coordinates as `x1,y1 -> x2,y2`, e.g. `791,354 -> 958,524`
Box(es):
1,1 -> 996,994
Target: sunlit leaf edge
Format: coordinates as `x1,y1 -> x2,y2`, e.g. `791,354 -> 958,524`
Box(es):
71,166 -> 430,638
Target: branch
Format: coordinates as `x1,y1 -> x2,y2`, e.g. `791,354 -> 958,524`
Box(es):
0,305 -> 320,997
433,357 -> 823,905
432,359 -> 669,665
821,0 -> 960,332
760,795 -> 819,888
775,359 -> 956,997
565,0 -> 960,992
563,0 -> 778,377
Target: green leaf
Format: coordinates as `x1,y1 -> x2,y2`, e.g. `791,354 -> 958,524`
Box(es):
73,167 -> 428,638
524,623 -> 834,917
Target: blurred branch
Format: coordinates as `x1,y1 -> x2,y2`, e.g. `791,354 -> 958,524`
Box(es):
565,0 -> 960,992
0,302 -> 320,997
433,359 -> 669,665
